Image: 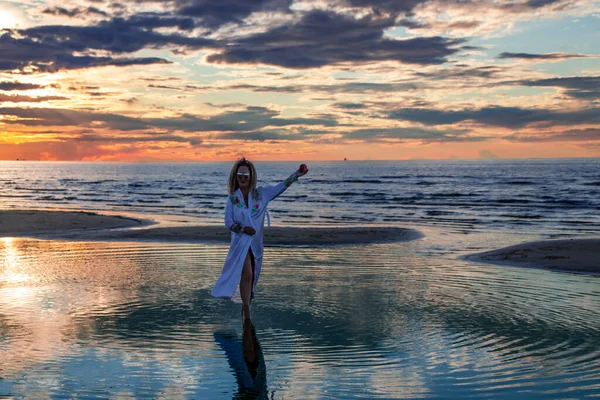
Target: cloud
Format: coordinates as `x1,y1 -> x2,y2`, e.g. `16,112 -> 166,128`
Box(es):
42,6 -> 109,18
334,102 -> 368,110
0,105 -> 338,132
0,32 -> 173,73
479,149 -> 499,159
342,0 -> 574,16
386,106 -> 600,129
497,52 -> 593,61
0,81 -> 45,90
415,65 -> 510,80
176,0 -> 293,29
227,81 -> 419,94
18,18 -> 214,54
0,94 -> 68,102
342,126 -> 482,142
504,128 -> 600,142
510,76 -> 600,100
76,134 -> 202,145
219,129 -> 307,141
206,10 -> 466,68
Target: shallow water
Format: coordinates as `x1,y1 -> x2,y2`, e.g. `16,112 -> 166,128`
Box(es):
1,234 -> 599,399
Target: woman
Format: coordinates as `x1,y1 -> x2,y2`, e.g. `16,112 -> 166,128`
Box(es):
212,158 -> 308,320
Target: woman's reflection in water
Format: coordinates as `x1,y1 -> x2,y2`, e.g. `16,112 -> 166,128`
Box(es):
215,319 -> 268,399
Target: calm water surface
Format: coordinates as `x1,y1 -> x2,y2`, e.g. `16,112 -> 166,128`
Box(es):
1,231 -> 599,398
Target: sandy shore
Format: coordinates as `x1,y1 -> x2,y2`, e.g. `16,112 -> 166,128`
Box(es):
0,210 -> 144,236
0,209 -> 422,245
466,239 -> 600,274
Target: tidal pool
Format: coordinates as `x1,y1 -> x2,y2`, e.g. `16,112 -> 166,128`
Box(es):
1,235 -> 599,398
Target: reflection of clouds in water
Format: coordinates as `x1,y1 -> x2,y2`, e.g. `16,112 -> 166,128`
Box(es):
0,238 -> 599,398
0,239 -> 69,376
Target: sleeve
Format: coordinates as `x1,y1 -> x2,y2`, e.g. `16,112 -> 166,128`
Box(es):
224,196 -> 244,235
261,171 -> 299,203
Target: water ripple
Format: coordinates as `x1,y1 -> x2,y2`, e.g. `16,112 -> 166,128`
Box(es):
1,239 -> 599,398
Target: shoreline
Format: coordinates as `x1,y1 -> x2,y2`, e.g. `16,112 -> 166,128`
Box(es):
2,210 -> 598,270
0,209 -> 422,246
466,239 -> 600,274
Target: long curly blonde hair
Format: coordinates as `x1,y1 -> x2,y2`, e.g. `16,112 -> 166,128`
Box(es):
228,157 -> 257,195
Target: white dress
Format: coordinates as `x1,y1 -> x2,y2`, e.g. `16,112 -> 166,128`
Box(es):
211,171 -> 299,299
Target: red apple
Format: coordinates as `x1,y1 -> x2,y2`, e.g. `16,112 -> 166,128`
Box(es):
299,163 -> 308,174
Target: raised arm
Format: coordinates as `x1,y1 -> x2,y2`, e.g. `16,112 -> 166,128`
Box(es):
262,165 -> 309,203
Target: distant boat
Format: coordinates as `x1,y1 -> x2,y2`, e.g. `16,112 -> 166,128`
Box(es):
344,158 -> 347,161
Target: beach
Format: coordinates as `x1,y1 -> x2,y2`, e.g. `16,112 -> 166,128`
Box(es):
0,209 -> 144,236
1,207 -> 600,398
1,161 -> 599,398
1,209 -> 597,273
0,209 -> 423,245
466,238 -> 600,273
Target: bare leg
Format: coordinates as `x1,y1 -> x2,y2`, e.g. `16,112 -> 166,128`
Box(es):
240,251 -> 253,320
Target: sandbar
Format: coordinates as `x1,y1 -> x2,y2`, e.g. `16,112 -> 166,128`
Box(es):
466,239 -> 600,274
0,209 -> 422,245
0,209 -> 143,236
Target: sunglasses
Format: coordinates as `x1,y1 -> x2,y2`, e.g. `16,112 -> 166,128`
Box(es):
236,172 -> 250,179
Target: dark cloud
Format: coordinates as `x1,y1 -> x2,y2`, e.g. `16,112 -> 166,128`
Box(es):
342,126 -> 481,142
0,94 -> 68,102
416,65 -> 508,80
219,129 -> 306,141
524,0 -> 564,8
498,52 -> 591,60
343,0 -> 572,18
0,81 -> 45,90
396,18 -> 429,29
0,107 -> 148,130
120,97 -> 140,105
124,13 -> 198,31
0,32 -> 172,73
501,0 -> 571,11
386,106 -> 600,129
42,6 -> 109,18
341,0 -> 426,14
510,76 -> 600,100
148,83 -> 211,92
505,128 -> 600,142
176,0 -> 292,29
146,106 -> 338,132
0,105 -> 338,132
19,19 -> 214,54
448,20 -> 480,29
206,10 -> 465,68
334,102 -> 367,109
76,134 -> 202,145
228,81 -> 418,94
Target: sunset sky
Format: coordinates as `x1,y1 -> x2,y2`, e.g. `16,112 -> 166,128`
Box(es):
0,0 -> 599,161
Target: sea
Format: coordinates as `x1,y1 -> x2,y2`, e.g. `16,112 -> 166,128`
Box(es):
1,158 -> 599,399
1,158 -> 599,236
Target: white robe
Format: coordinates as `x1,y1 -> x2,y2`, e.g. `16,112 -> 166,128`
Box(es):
211,171 -> 299,299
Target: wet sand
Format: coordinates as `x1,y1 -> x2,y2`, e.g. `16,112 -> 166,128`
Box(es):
3,211 -> 597,269
467,238 -> 600,274
0,209 -> 422,245
0,210 -> 143,236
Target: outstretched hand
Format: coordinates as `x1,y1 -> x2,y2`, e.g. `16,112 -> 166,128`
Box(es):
243,226 -> 256,235
297,163 -> 309,177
